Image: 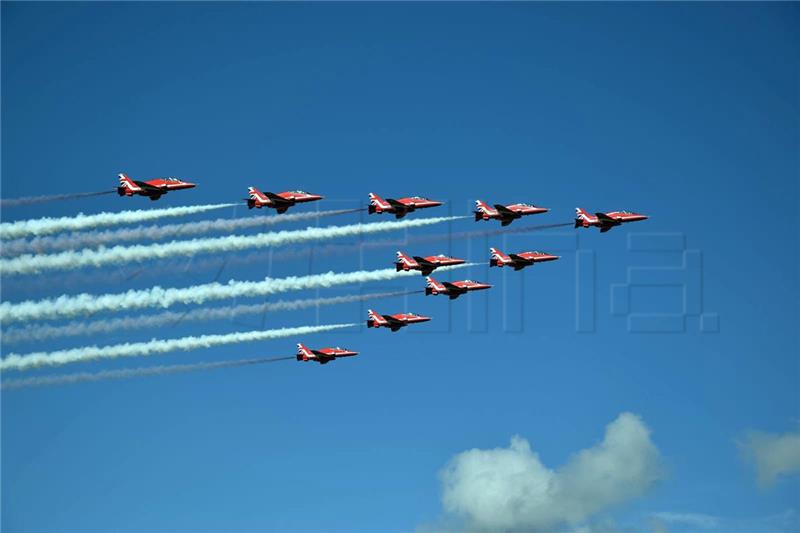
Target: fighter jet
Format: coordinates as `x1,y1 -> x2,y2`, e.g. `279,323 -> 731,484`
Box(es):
296,343 -> 358,364
425,276 -> 492,300
366,309 -> 431,332
489,247 -> 560,271
247,186 -> 323,213
368,192 -> 442,218
474,200 -> 549,226
575,208 -> 648,232
117,173 -> 195,201
395,250 -> 465,276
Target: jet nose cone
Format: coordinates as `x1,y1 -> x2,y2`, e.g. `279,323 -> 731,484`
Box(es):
429,200 -> 443,206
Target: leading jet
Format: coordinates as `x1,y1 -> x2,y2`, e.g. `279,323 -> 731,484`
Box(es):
117,173 -> 195,201
247,186 -> 323,213
489,247 -> 560,271
366,309 -> 431,332
474,199 -> 549,226
425,276 -> 492,300
575,208 -> 648,232
296,343 -> 358,365
395,250 -> 465,276
368,192 -> 442,218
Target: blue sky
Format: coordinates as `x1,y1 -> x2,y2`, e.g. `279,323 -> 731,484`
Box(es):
1,3 -> 798,532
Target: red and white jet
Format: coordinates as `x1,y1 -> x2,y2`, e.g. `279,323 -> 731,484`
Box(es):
247,186 -> 324,213
425,276 -> 492,300
575,208 -> 648,233
395,250 -> 465,276
490,247 -> 560,271
296,343 -> 358,365
366,308 -> 431,332
368,192 -> 442,219
117,173 -> 196,201
474,200 -> 549,226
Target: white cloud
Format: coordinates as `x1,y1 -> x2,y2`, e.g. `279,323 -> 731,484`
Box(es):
739,429 -> 800,488
439,412 -> 663,532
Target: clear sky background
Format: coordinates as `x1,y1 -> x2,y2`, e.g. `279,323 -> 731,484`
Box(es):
1,3 -> 798,532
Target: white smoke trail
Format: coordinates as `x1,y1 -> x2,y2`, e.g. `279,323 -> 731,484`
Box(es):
3,218 -> 557,292
1,290 -> 418,344
0,216 -> 465,275
0,264 -> 472,324
1,190 -> 116,208
1,356 -> 294,390
0,323 -> 355,372
0,203 -> 238,240
1,208 -> 362,256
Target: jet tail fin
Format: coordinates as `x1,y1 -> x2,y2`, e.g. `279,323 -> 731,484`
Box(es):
296,343 -> 314,361
368,192 -> 391,211
490,247 -> 511,267
366,309 -> 388,327
118,173 -> 141,192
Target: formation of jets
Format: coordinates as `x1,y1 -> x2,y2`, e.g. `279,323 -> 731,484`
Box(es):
115,173 -> 648,364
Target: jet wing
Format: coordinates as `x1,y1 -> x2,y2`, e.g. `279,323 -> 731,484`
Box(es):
387,198 -> 411,212
311,350 -> 336,361
136,181 -> 165,192
509,253 -> 533,264
442,281 -> 466,293
412,257 -> 436,275
382,315 -> 405,327
494,204 -> 521,218
264,191 -> 294,206
595,212 -> 620,224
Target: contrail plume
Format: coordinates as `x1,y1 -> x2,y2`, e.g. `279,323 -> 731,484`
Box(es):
0,221 -> 564,294
1,208 -> 363,256
1,356 -> 294,390
0,203 -> 238,240
0,190 -> 117,208
0,290 -> 419,344
0,323 -> 355,371
0,264 -> 471,324
0,216 -> 465,275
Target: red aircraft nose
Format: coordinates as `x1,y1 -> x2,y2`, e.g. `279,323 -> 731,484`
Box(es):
309,194 -> 324,201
